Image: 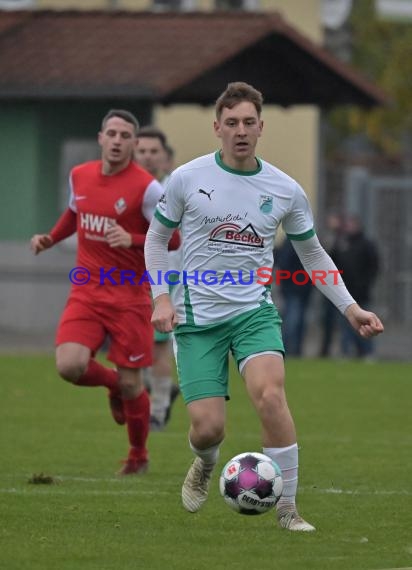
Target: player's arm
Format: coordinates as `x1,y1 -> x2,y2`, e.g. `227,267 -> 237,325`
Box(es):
105,179 -> 164,249
105,223 -> 181,250
281,182 -> 383,338
291,235 -> 384,338
105,180 -> 163,249
30,208 -> 77,255
105,223 -> 134,248
144,217 -> 178,332
113,225 -> 180,250
145,170 -> 183,332
106,179 -> 180,250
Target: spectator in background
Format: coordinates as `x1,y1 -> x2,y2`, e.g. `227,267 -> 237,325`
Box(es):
274,238 -> 313,356
318,211 -> 344,357
334,214 -> 380,359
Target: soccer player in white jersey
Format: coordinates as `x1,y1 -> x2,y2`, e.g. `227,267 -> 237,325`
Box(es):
144,82 -> 384,532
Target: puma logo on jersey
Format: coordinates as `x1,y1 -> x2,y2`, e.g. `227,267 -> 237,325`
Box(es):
80,213 -> 116,234
198,188 -> 214,200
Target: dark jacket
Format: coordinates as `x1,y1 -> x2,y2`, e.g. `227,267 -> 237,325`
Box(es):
274,239 -> 313,300
332,231 -> 379,304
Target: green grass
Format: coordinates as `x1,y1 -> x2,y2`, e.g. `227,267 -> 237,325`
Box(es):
1,355 -> 411,570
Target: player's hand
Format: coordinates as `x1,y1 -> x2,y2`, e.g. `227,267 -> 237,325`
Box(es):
152,294 -> 178,333
105,223 -> 132,248
30,234 -> 54,255
344,303 -> 384,338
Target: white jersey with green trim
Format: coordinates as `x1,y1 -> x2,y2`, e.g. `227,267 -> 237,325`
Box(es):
155,151 -> 314,325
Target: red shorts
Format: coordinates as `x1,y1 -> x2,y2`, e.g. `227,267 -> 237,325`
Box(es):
56,297 -> 153,368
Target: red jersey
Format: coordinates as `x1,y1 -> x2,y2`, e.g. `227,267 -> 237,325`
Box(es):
68,160 -> 163,307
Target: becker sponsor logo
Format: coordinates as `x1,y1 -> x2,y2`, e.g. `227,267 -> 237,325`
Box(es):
80,213 -> 116,235
209,222 -> 264,248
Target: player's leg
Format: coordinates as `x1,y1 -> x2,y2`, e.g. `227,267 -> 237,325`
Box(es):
55,341 -> 92,381
149,336 -> 179,430
182,397 -> 225,512
174,325 -> 229,512
105,304 -> 153,475
116,366 -> 150,475
55,299 -> 122,423
233,304 -> 315,532
242,355 -> 314,531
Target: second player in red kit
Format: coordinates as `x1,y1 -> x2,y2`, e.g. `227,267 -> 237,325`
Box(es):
31,109 -> 180,475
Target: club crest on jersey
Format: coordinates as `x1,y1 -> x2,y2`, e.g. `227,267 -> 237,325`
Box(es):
114,198 -> 127,215
259,195 -> 273,214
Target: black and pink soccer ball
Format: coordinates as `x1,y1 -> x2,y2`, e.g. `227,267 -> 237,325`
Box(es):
219,452 -> 283,515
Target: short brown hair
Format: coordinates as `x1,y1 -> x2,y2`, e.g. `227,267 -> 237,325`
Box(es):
215,82 -> 263,120
137,125 -> 167,149
101,109 -> 139,135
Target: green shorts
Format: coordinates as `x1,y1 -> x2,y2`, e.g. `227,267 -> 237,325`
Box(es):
173,303 -> 284,404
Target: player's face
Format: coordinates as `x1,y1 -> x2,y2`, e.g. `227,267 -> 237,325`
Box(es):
135,137 -> 167,180
98,117 -> 137,172
214,102 -> 263,170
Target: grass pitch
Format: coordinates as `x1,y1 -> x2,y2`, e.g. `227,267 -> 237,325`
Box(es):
0,355 -> 411,570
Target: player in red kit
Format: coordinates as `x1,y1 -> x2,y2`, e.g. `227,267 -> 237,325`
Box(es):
30,109 -> 179,475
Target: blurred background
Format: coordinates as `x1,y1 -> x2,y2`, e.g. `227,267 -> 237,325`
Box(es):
0,0 -> 411,359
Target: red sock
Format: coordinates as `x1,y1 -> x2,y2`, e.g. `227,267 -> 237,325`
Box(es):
76,359 -> 118,390
124,390 -> 150,462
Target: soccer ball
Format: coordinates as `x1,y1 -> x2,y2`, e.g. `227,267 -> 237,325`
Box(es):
219,452 -> 283,515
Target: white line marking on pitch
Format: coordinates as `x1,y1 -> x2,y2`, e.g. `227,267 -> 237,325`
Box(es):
1,484 -> 411,497
300,486 -> 412,496
0,487 -> 169,496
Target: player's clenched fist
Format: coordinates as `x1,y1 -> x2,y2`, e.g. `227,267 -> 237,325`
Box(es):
152,294 -> 178,333
344,303 -> 384,338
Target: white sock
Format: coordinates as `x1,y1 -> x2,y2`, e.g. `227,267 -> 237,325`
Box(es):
189,439 -> 220,465
263,443 -> 298,510
150,375 -> 173,423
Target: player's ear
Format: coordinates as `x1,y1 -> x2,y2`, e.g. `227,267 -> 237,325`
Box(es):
214,120 -> 222,139
97,131 -> 103,146
258,120 -> 263,137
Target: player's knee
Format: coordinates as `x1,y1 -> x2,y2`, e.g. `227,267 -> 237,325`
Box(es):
192,418 -> 225,446
259,386 -> 285,416
117,373 -> 142,398
56,358 -> 87,383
